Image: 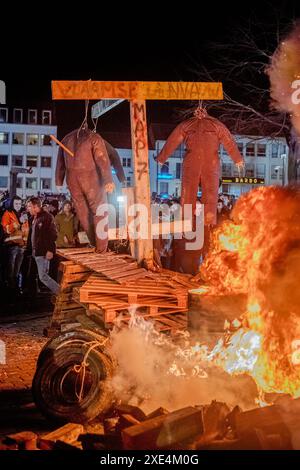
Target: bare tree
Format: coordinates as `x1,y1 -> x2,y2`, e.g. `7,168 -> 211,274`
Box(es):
179,9 -> 300,182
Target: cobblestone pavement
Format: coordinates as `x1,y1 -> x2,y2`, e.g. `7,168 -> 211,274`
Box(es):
0,314 -> 53,436
0,315 -> 49,391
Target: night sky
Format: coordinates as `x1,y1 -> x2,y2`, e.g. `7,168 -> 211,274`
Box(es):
2,1 -> 299,136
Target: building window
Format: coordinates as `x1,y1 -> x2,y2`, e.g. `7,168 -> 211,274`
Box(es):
41,156 -> 51,168
176,162 -> 181,179
246,143 -> 255,157
26,134 -> 39,145
12,155 -> 23,167
40,134 -> 51,146
160,182 -> 169,194
41,178 -> 52,190
160,162 -> 169,174
245,163 -> 255,177
13,109 -> 23,123
27,156 -> 38,167
12,132 -> 24,144
256,163 -> 266,178
42,110 -> 52,125
0,155 -> 8,165
222,163 -> 232,176
272,142 -> 279,158
0,176 -> 8,188
126,176 -> 131,187
222,184 -> 230,193
271,165 -> 283,179
28,109 -> 37,124
279,143 -> 286,157
0,132 -> 9,144
26,178 -> 38,190
122,158 -> 131,167
237,142 -> 244,155
257,143 -> 266,157
17,178 -> 23,189
0,107 -> 8,123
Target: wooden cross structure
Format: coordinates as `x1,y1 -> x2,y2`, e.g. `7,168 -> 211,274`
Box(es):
52,80 -> 223,267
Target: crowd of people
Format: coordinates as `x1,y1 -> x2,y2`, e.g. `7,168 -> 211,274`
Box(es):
0,193 -> 80,305
0,189 -> 238,309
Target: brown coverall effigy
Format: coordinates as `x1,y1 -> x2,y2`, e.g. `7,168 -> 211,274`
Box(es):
55,128 -> 117,253
156,115 -> 244,225
156,115 -> 244,274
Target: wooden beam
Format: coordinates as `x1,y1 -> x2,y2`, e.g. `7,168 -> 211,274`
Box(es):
130,99 -> 153,266
52,81 -> 223,100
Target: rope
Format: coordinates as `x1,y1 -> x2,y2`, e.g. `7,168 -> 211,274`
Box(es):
77,99 -> 90,138
58,336 -> 109,402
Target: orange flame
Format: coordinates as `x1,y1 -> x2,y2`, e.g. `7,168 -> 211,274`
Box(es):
196,186 -> 300,398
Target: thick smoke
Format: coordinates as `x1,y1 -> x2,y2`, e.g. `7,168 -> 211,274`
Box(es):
267,23 -> 300,135
108,314 -> 257,413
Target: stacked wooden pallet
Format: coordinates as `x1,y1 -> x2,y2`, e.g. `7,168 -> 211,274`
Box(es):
56,248 -> 155,283
78,270 -> 198,330
50,248 -> 201,335
49,260 -> 92,334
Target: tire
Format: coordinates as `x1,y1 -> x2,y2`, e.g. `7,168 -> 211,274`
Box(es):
36,328 -> 111,370
32,341 -> 115,423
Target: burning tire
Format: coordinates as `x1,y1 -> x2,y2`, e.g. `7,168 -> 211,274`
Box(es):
32,333 -> 115,423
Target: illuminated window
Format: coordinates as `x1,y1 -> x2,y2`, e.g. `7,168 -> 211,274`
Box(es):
0,132 -> 9,144
13,133 -> 24,144
27,134 -> 39,145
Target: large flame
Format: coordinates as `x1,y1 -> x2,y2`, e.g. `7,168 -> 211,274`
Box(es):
109,187 -> 300,410
199,186 -> 300,397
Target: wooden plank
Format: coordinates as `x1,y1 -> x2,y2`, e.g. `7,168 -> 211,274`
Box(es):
52,81 -> 223,100
43,423 -> 84,444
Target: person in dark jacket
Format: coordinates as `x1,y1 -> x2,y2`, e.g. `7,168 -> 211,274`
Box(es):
55,127 -> 115,253
26,197 -> 59,294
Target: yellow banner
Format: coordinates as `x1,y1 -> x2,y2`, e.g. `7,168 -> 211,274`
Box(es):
52,81 -> 223,100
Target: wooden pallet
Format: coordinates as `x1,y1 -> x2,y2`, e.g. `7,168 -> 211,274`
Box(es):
56,248 -> 156,284
49,261 -> 91,334
86,303 -> 188,333
48,250 -> 200,337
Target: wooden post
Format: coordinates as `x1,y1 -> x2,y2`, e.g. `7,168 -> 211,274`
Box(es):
130,99 -> 153,266
51,80 -> 224,268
